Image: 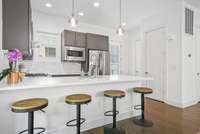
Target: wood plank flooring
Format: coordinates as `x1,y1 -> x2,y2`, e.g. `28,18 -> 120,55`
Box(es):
83,98 -> 200,134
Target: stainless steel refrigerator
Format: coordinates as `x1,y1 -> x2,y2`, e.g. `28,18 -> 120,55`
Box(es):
88,50 -> 110,75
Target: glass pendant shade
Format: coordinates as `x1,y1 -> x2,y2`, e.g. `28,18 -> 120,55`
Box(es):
116,25 -> 125,36
68,15 -> 78,27
116,0 -> 125,36
68,0 -> 78,27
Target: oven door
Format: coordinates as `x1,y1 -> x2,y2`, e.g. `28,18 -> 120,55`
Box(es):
65,47 -> 85,61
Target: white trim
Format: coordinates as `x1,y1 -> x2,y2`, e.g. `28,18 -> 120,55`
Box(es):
166,99 -> 198,108
182,100 -> 198,108
165,100 -> 183,108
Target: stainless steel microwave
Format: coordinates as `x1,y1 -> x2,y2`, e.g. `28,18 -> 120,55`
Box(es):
62,46 -> 85,61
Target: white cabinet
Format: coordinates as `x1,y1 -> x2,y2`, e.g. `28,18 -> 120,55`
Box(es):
33,31 -> 60,62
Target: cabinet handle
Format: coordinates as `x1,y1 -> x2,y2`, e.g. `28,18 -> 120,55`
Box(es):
145,72 -> 149,75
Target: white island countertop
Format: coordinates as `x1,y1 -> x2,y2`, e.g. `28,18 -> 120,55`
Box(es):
0,75 -> 153,134
0,75 -> 152,91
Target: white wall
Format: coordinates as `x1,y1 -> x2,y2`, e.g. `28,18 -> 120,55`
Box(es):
128,0 -> 200,108
128,0 -> 183,107
0,0 -> 2,49
181,1 -> 200,107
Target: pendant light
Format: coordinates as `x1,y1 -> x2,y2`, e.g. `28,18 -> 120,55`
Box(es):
116,0 -> 125,36
68,0 -> 78,27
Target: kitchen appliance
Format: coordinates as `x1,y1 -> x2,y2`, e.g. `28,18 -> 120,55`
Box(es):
62,46 -> 85,61
88,50 -> 110,75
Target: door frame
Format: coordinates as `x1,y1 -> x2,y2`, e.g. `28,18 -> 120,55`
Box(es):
195,26 -> 200,101
144,26 -> 168,102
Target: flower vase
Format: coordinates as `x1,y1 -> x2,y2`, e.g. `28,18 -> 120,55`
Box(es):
7,71 -> 20,84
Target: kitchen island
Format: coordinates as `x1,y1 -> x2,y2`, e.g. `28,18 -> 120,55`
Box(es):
0,75 -> 152,134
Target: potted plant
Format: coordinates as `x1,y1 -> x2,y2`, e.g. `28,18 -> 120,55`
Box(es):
0,49 -> 23,84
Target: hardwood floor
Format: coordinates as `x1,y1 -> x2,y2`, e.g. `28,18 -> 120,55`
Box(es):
83,98 -> 200,134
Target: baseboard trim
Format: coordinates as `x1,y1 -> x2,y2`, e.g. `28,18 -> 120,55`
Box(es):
165,99 -> 198,108
182,100 -> 198,108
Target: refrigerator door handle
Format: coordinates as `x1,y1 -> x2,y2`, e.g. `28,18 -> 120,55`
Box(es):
99,53 -> 103,75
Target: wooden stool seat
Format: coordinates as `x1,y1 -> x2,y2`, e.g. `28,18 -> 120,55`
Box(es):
65,94 -> 91,105
134,87 -> 153,94
104,90 -> 125,98
11,98 -> 48,113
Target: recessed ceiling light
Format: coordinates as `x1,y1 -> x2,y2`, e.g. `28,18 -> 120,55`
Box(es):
78,12 -> 84,16
122,22 -> 126,26
93,2 -> 100,7
45,3 -> 52,8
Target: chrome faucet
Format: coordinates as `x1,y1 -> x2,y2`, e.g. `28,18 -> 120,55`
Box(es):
90,65 -> 96,76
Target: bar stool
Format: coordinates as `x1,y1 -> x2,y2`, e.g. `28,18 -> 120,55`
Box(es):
104,90 -> 126,134
65,94 -> 91,134
11,98 -> 48,134
133,87 -> 153,127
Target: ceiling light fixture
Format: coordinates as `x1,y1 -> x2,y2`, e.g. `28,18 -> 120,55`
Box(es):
68,0 -> 78,27
122,22 -> 126,26
78,12 -> 84,16
93,2 -> 100,7
45,3 -> 52,8
116,0 -> 125,36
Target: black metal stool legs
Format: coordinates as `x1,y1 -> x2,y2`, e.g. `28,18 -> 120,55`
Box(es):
28,112 -> 34,134
104,97 -> 126,134
113,98 -> 116,128
133,93 -> 153,127
19,112 -> 46,134
77,104 -> 81,134
141,94 -> 144,120
66,104 -> 86,134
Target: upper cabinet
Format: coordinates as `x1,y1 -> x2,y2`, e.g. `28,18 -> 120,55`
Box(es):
76,32 -> 86,47
62,30 -> 76,46
62,30 -> 86,47
86,33 -> 109,51
62,30 -> 109,51
2,0 -> 33,59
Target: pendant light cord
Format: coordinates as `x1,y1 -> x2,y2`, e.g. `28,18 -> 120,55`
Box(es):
120,0 -> 122,25
72,0 -> 75,16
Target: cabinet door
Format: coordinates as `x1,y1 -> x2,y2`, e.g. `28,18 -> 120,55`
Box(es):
75,32 -> 86,47
86,33 -> 109,51
3,0 -> 30,57
63,30 -> 76,46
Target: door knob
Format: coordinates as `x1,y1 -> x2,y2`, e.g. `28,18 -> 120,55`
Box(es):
197,73 -> 200,76
145,72 -> 149,75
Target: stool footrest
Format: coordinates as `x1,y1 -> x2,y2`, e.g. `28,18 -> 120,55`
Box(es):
19,127 -> 46,134
134,105 -> 142,110
104,110 -> 119,116
66,118 -> 86,127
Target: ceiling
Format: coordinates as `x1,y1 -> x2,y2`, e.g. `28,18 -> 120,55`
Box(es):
184,0 -> 200,9
31,0 -> 185,30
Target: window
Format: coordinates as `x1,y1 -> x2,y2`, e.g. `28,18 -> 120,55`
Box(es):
110,41 -> 121,75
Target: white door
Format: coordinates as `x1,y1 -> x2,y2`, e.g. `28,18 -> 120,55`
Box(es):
145,28 -> 166,102
195,28 -> 200,101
